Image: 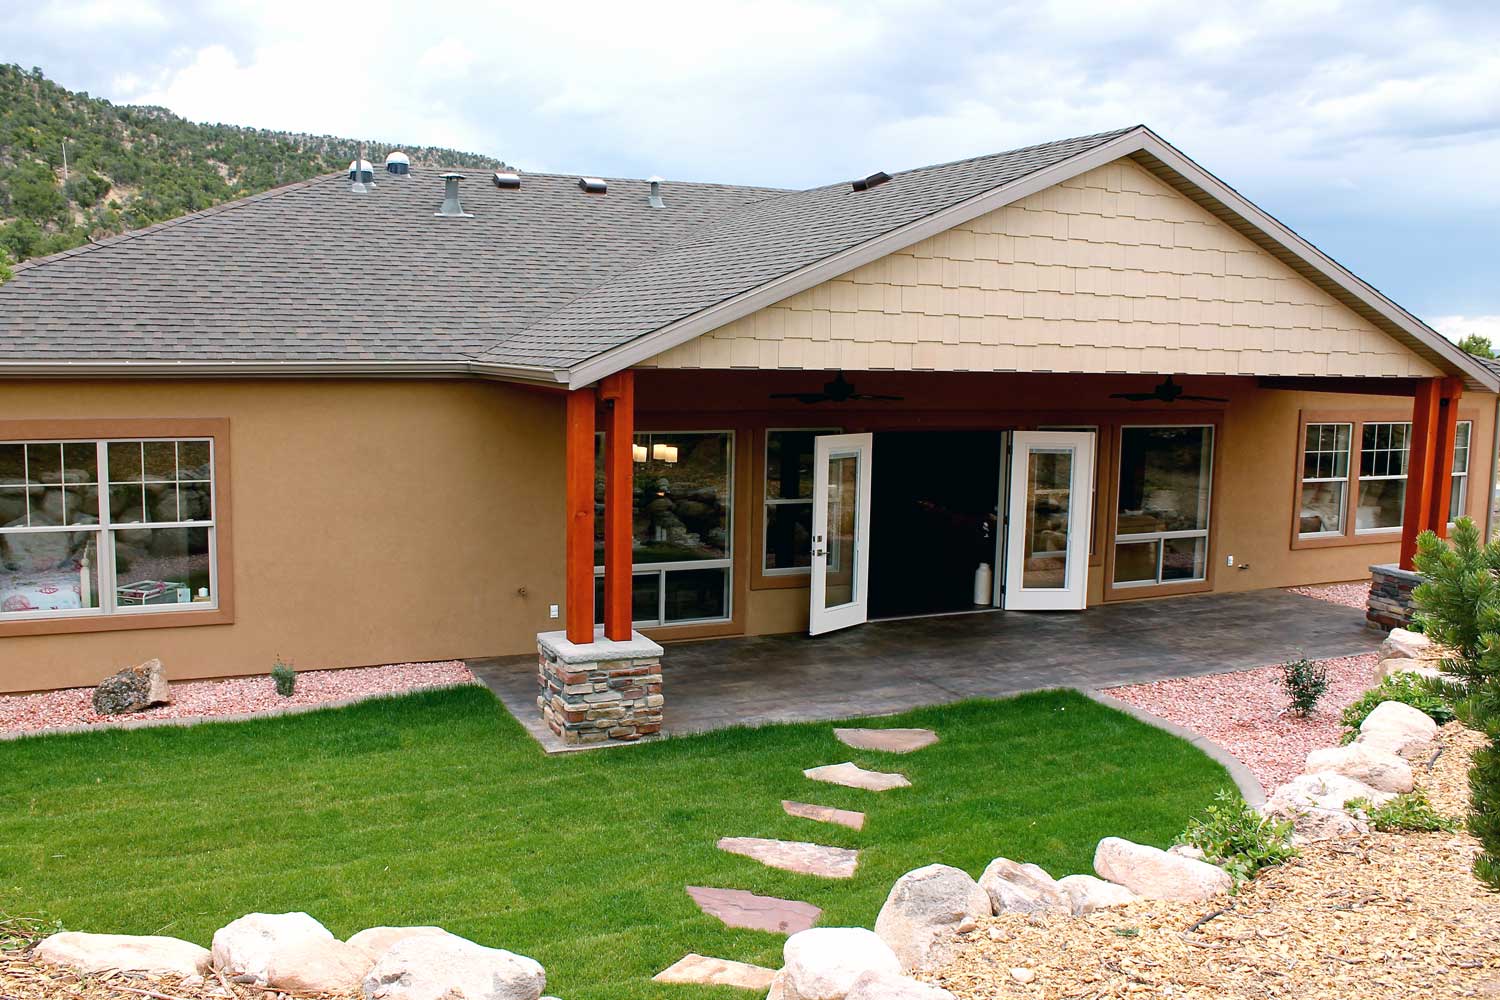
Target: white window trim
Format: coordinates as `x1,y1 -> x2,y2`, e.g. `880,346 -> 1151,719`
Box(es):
1298,421 -> 1354,539
762,427 -> 840,577
0,437 -> 219,623
1354,421 -> 1411,536
1450,419 -> 1473,524
1113,424 -> 1214,588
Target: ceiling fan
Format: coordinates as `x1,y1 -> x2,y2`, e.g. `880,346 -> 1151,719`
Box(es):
1110,375 -> 1228,404
769,372 -> 905,405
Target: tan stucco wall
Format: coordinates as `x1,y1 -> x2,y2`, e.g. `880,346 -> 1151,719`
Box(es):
642,158 -> 1441,380
0,380 -> 564,693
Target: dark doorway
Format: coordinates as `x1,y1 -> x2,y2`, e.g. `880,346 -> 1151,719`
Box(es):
869,431 -> 1003,619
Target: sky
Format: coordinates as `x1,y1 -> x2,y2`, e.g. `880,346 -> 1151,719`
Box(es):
6,0 -> 1499,339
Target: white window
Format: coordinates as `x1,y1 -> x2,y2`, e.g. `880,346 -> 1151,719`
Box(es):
1356,422 -> 1409,532
1298,423 -> 1352,537
1451,420 -> 1472,522
763,428 -> 838,574
0,438 -> 218,621
1113,425 -> 1214,587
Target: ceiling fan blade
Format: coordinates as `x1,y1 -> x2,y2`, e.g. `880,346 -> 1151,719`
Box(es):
849,393 -> 905,401
1178,394 -> 1231,403
1109,392 -> 1158,401
770,392 -> 826,402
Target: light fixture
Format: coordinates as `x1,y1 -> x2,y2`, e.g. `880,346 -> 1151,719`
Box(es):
652,443 -> 679,464
632,444 -> 647,462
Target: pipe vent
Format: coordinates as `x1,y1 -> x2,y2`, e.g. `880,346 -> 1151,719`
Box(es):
435,173 -> 473,218
647,176 -> 664,209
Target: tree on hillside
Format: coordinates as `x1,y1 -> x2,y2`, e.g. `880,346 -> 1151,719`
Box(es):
1458,334 -> 1496,360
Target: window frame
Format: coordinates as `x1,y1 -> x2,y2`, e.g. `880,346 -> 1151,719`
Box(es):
1296,421 -> 1353,539
760,427 -> 841,577
0,418 -> 233,638
1109,423 -> 1216,590
1450,419 -> 1472,525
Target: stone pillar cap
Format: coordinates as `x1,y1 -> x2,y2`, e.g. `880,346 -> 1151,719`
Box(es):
538,627 -> 664,664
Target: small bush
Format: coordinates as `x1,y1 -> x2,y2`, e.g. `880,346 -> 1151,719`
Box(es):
1177,788 -> 1298,886
271,657 -> 296,697
1348,789 -> 1459,833
1281,657 -> 1329,716
1339,673 -> 1456,743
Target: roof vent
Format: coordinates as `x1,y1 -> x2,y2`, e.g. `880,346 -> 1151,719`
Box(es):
851,171 -> 891,192
348,154 -> 374,194
384,151 -> 410,176
578,176 -> 607,194
436,173 -> 473,218
493,170 -> 521,189
647,176 -> 664,209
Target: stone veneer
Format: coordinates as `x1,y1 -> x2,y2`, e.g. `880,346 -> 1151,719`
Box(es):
536,628 -> 665,746
1367,563 -> 1422,631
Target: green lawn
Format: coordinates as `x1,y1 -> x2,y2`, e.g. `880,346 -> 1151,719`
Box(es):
0,686 -> 1229,999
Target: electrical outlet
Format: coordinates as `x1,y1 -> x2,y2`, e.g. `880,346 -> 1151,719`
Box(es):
548,604 -> 559,619
1226,554 -> 1235,567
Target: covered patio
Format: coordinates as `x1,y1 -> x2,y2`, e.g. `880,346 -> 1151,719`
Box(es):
477,587 -> 1378,751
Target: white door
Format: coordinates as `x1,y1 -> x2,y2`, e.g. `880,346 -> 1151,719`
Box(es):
810,433 -> 874,635
1003,431 -> 1095,611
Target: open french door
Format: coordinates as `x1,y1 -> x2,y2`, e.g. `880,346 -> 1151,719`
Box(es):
809,433 -> 874,635
1002,431 -> 1095,611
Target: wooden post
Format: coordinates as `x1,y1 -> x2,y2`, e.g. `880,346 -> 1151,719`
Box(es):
564,387 -> 597,644
1399,377 -> 1442,570
600,371 -> 635,641
1427,377 -> 1464,539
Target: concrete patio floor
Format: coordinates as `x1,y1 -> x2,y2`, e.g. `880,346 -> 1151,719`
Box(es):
470,588 -> 1379,752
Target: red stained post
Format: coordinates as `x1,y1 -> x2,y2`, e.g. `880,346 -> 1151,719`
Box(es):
564,386 -> 597,643
1399,377 -> 1441,570
1426,377 -> 1464,539
600,371 -> 636,641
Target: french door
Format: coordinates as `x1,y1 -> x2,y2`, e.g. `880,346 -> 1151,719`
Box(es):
1003,431 -> 1095,611
809,433 -> 873,635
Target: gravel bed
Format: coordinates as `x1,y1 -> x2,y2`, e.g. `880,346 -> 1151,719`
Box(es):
0,661 -> 478,738
1285,580 -> 1371,609
930,723 -> 1500,1000
1105,654 -> 1378,790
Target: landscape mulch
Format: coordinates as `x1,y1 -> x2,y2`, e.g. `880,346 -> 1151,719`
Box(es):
0,951 -> 357,1000
929,723 -> 1500,999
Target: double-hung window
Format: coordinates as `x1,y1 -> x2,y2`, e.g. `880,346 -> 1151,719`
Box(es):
1299,423 -> 1353,536
763,429 -> 838,574
1356,422 -> 1409,532
1451,421 -> 1472,522
0,438 -> 218,621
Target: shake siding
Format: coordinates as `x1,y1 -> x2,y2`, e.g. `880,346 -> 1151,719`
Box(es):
640,160 -> 1440,378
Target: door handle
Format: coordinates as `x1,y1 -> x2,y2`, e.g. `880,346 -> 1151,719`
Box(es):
813,548 -> 827,558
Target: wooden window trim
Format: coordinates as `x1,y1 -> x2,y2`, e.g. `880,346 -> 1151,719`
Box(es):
0,417 -> 234,638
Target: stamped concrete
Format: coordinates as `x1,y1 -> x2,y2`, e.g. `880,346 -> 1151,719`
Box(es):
717,837 -> 860,878
471,590 -> 1379,749
834,727 -> 939,753
686,886 -> 822,934
653,954 -> 779,990
782,800 -> 866,831
804,762 -> 911,791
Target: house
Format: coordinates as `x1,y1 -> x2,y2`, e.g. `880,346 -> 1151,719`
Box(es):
2,127 -> 1494,744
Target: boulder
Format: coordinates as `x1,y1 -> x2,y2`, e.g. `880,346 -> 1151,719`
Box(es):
978,858 -> 1068,915
346,926 -> 452,963
1358,700 -> 1440,755
780,928 -> 903,1000
1055,874 -> 1139,915
1379,627 -> 1430,662
845,970 -> 957,1000
1374,656 -> 1440,682
1167,844 -> 1205,861
1093,837 -> 1231,901
1263,771 -> 1394,814
1305,742 -> 1414,793
362,932 -> 545,1000
211,912 -> 368,992
874,864 -> 990,972
34,932 -> 210,978
92,659 -> 170,715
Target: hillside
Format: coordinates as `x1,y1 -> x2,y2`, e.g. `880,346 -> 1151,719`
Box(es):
0,64 -> 505,274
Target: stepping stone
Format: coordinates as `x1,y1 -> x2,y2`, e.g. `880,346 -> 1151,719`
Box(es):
834,727 -> 938,753
686,886 -> 822,934
717,837 -> 860,878
804,761 -> 911,792
654,953 -> 779,990
782,800 -> 866,831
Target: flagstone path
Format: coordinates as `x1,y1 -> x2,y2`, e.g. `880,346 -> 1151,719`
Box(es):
653,954 -> 779,990
716,836 -> 860,878
834,727 -> 940,753
803,761 -> 912,791
782,799 -> 865,830
686,886 -> 822,934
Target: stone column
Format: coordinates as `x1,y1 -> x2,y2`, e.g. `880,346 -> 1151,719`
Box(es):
536,628 -> 665,746
1367,563 -> 1422,631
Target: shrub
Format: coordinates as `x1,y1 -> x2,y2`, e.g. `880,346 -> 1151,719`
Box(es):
1177,788 -> 1297,886
1411,517 -> 1500,889
1281,657 -> 1329,716
271,657 -> 296,697
1339,674 -> 1456,743
1348,789 -> 1459,833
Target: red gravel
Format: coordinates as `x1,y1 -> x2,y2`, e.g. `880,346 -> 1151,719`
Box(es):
1285,580 -> 1371,610
1105,653 -> 1379,791
0,660 -> 477,738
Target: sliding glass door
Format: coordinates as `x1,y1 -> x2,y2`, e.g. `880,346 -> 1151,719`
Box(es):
1112,425 -> 1214,589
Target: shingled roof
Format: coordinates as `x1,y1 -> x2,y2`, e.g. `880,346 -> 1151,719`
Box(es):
3,126 -> 1493,391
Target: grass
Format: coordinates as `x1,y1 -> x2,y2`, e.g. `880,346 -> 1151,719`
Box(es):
0,686 -> 1229,999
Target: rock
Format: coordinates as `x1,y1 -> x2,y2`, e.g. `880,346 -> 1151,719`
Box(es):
1093,837 -> 1231,901
1374,656 -> 1437,682
1358,700 -> 1440,755
1261,772 -> 1391,842
833,728 -> 939,754
362,933 -> 545,1000
1167,844 -> 1205,861
783,800 -> 866,831
91,659 -> 170,715
1009,968 -> 1036,984
34,932 -> 210,978
212,912 -> 370,993
803,763 -> 911,792
978,858 -> 1068,915
780,928 -> 903,1000
874,864 -> 990,972
1379,627 -> 1431,662
1055,874 -> 1139,915
687,886 -> 822,934
1305,742 -> 1414,793
844,970 -> 956,1000
717,837 -> 859,878
768,969 -> 790,1000
653,953 -> 778,990
346,927 -> 452,963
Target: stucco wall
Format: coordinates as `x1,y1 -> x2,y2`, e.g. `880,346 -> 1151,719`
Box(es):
641,159 -> 1441,380
0,380 -> 564,693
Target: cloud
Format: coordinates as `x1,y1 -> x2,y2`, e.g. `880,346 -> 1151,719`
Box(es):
1432,316 -> 1500,345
